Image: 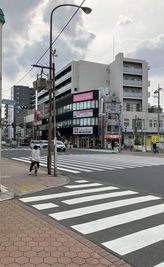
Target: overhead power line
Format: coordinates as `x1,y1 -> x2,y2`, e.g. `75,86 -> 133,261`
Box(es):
13,0 -> 86,86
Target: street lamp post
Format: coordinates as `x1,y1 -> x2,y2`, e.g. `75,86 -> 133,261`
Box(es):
48,4 -> 92,176
0,9 -> 5,193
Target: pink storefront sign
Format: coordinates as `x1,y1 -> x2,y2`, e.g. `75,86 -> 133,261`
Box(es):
73,92 -> 93,102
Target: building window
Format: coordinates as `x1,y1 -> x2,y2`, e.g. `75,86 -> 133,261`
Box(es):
132,118 -> 142,129
136,104 -> 141,112
124,118 -> 129,127
154,120 -> 157,127
149,120 -> 152,128
126,103 -> 130,111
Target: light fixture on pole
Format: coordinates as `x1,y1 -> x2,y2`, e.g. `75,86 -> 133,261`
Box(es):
48,4 -> 92,176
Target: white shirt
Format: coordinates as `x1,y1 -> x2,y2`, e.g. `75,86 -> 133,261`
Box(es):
31,149 -> 40,161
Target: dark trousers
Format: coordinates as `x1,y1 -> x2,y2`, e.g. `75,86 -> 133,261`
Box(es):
29,161 -> 39,172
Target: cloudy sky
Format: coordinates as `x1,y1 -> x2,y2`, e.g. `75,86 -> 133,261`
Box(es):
1,0 -> 164,107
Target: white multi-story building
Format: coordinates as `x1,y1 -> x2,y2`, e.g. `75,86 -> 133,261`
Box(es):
54,53 -> 160,145
30,52 -> 162,148
108,53 -> 160,145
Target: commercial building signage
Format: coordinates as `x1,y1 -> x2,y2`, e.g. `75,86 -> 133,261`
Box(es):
105,102 -> 121,113
99,97 -> 104,114
73,127 -> 93,135
151,135 -> 160,142
1,99 -> 16,105
73,109 -> 93,118
105,134 -> 121,140
73,92 -> 93,102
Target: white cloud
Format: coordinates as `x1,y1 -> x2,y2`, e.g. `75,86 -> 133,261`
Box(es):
1,0 -> 164,108
116,15 -> 132,26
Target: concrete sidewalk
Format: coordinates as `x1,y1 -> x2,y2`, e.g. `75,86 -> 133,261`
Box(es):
0,158 -> 132,267
1,158 -> 69,196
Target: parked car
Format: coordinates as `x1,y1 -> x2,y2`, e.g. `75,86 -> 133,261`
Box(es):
1,141 -> 6,146
56,140 -> 66,152
30,139 -> 66,151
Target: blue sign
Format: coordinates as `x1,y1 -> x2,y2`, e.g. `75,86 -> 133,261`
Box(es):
1,99 -> 16,105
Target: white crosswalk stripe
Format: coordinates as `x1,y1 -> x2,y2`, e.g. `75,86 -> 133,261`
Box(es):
49,195 -> 160,221
12,153 -> 164,174
62,190 -> 138,205
19,181 -> 164,267
154,262 -> 164,267
102,224 -> 164,255
74,180 -> 89,183
19,186 -> 119,202
72,203 -> 164,234
64,183 -> 102,189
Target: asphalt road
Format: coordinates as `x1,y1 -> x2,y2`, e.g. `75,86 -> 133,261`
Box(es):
2,146 -> 164,195
3,147 -> 164,267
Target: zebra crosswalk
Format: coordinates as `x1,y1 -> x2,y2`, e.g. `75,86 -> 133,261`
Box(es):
12,153 -> 164,174
19,180 -> 164,267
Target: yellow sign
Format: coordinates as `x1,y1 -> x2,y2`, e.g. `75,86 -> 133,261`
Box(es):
151,135 -> 160,142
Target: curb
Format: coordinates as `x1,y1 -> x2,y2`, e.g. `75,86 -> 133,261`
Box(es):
1,157 -> 70,198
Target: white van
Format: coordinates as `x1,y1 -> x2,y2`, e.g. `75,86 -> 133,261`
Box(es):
30,140 -> 48,149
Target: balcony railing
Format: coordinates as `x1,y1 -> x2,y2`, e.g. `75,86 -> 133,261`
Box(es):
55,71 -> 72,86
123,91 -> 142,98
123,79 -> 142,86
123,67 -> 142,74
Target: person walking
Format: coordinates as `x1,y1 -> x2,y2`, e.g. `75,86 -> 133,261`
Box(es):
29,145 -> 40,175
111,140 -> 115,150
152,142 -> 157,153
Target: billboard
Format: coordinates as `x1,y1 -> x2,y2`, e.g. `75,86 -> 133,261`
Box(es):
73,92 -> 93,102
73,127 -> 93,135
73,109 -> 93,118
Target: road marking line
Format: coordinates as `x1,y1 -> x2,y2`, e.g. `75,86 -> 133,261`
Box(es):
57,163 -> 93,172
32,203 -> 58,210
58,157 -> 151,169
34,157 -> 92,173
49,195 -> 160,221
72,202 -> 164,234
65,183 -> 102,189
102,223 -> 164,255
57,159 -> 115,170
75,180 -> 89,183
57,160 -> 105,171
154,262 -> 164,267
63,190 -> 138,205
12,158 -> 80,174
19,186 -> 119,202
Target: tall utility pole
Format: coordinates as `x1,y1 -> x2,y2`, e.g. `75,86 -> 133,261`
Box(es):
32,64 -> 52,174
0,9 -> 5,193
118,104 -> 122,152
49,4 -> 91,176
154,86 -> 163,134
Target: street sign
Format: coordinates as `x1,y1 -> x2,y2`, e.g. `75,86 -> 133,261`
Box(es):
105,102 -> 121,113
1,99 -> 16,105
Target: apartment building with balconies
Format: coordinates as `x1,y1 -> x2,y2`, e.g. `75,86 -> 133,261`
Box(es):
32,53 -> 162,148
108,53 -> 160,146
